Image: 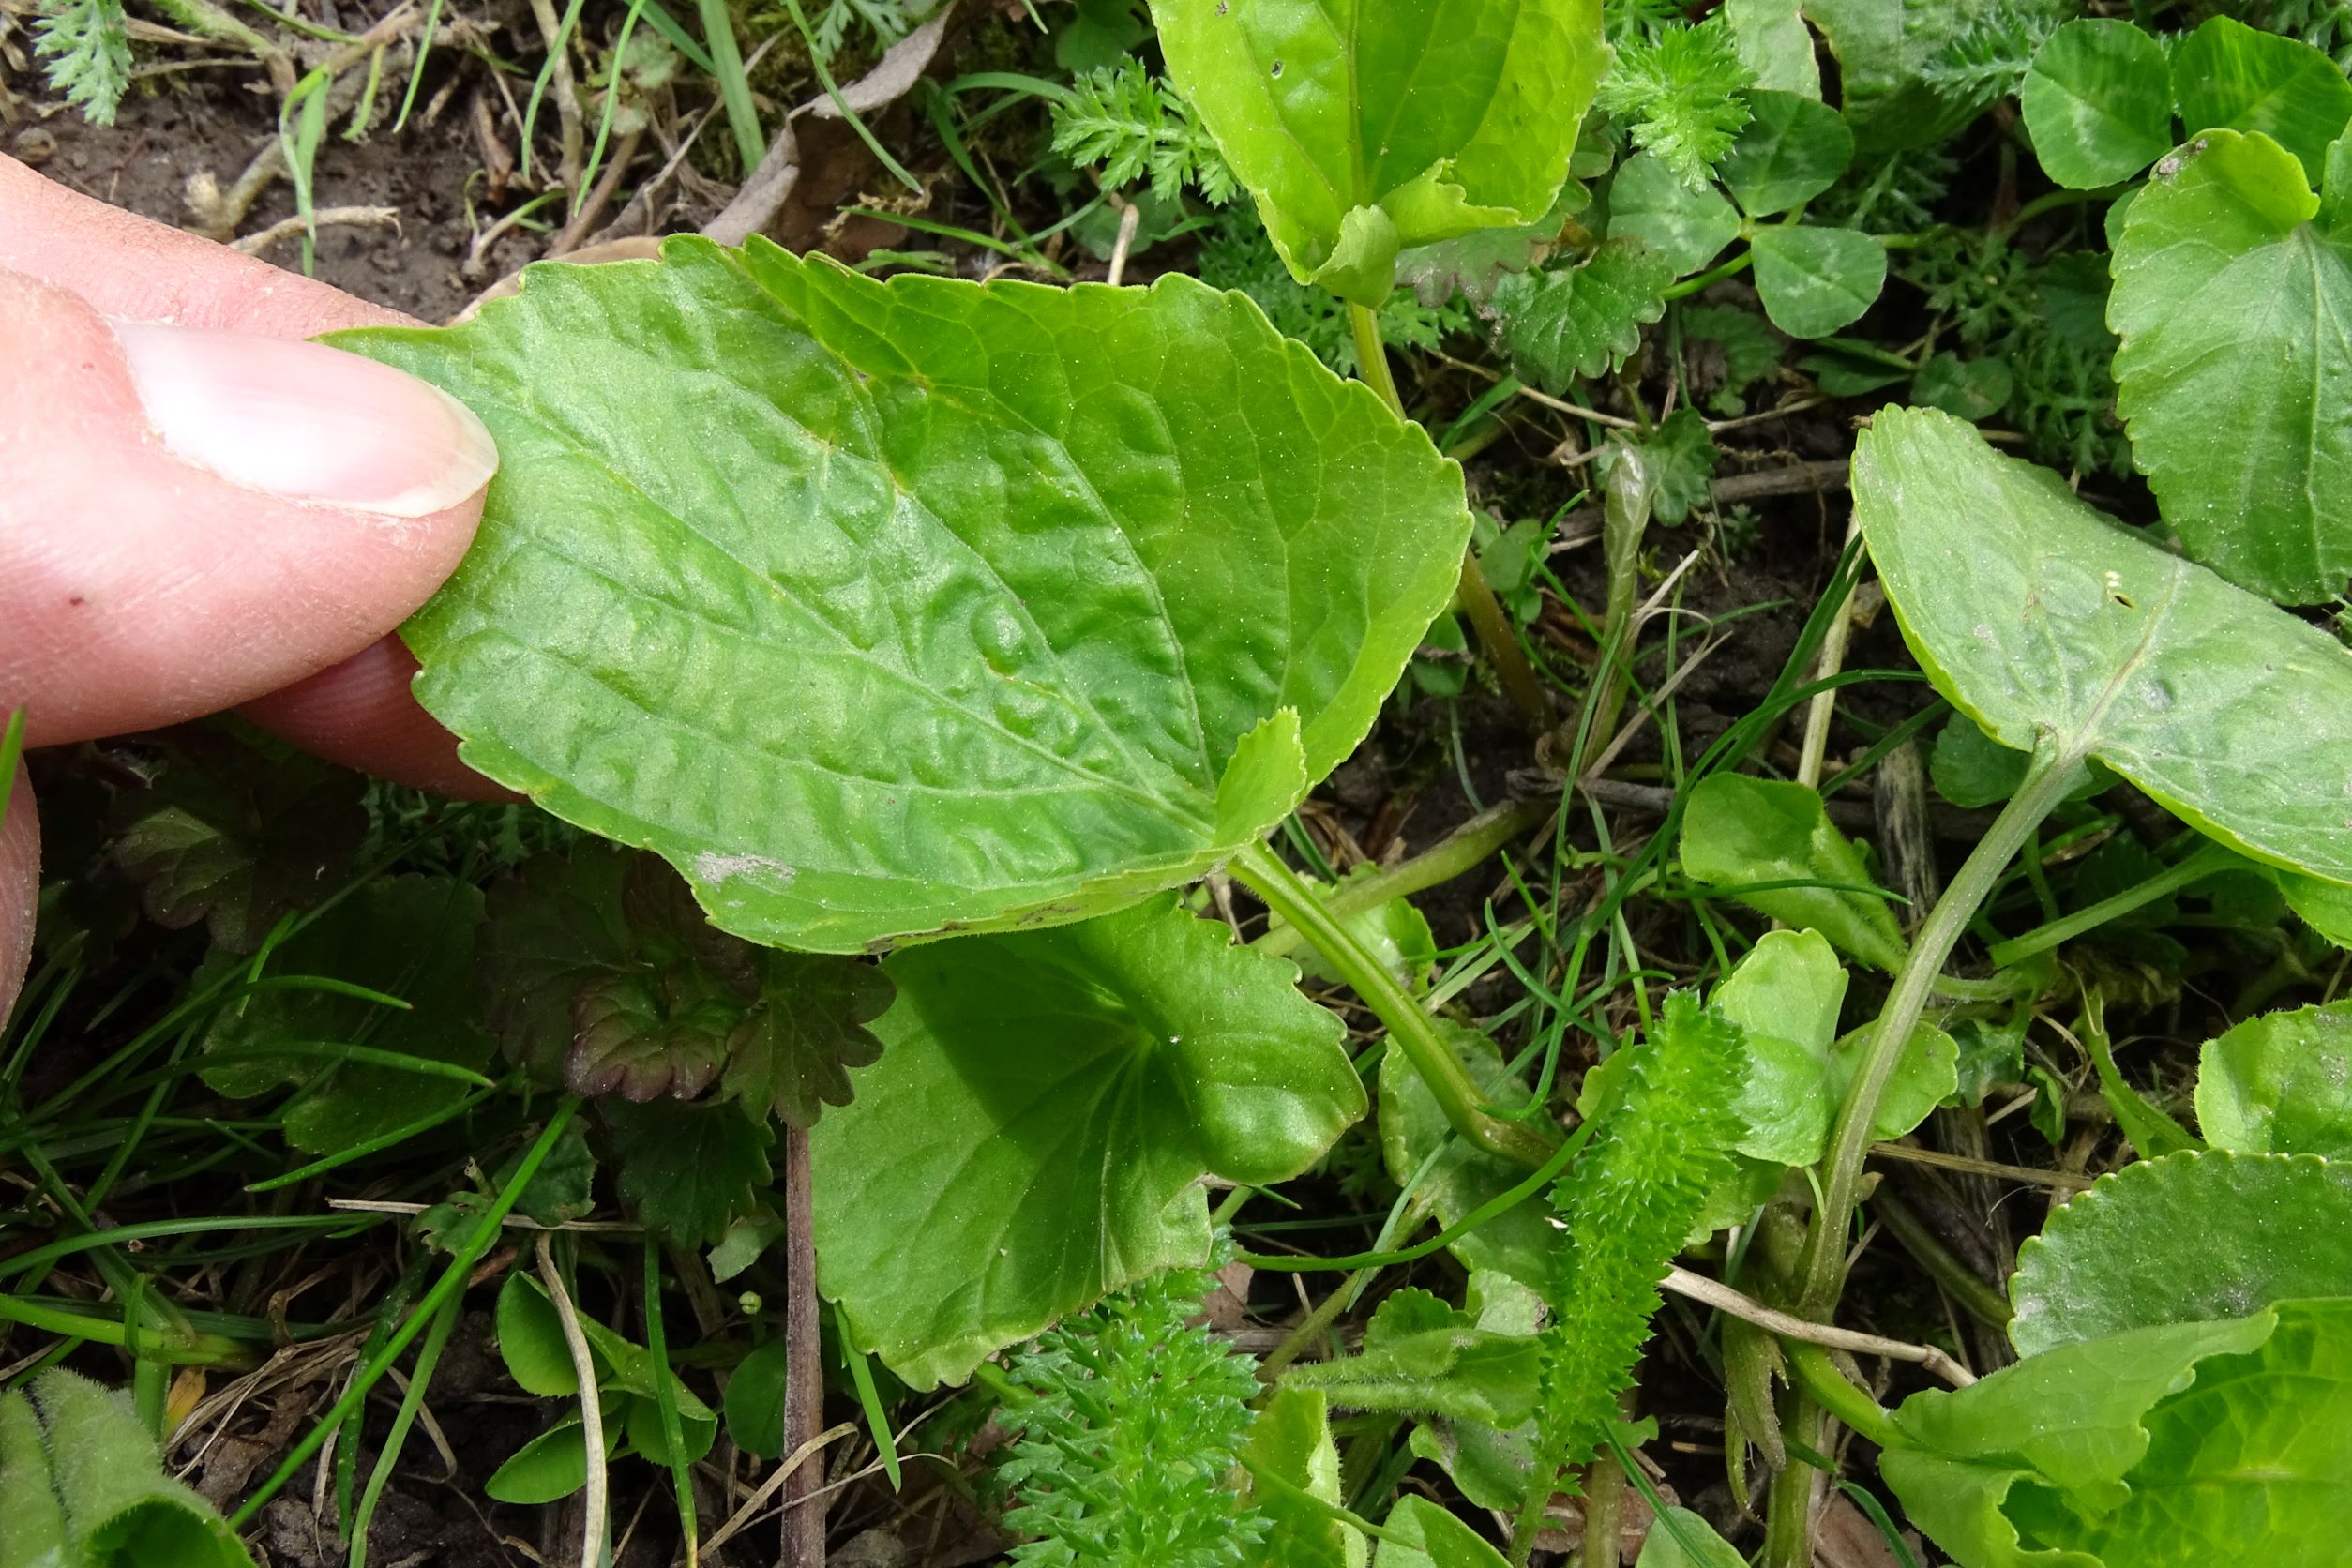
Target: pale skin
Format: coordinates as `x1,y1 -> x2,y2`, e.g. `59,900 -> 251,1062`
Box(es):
0,158 -> 510,1022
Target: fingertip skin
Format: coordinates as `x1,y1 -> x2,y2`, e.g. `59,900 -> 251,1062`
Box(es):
240,637 -> 520,801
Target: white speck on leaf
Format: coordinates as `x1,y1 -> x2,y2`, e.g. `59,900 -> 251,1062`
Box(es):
694,852 -> 797,886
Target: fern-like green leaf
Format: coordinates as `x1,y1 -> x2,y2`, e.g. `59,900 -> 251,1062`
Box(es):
1917,0 -> 2073,113
34,0 -> 131,126
998,1267 -> 1265,1568
1596,16 -> 1756,188
1051,62 -> 1238,206
1524,992 -> 1747,1524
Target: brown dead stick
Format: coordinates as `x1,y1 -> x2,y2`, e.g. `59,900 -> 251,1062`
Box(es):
783,1123 -> 827,1567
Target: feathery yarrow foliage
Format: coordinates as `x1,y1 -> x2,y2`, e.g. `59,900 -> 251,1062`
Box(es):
998,1267 -> 1265,1568
34,0 -> 131,125
1524,994 -> 1746,1523
1595,15 -> 1756,188
1051,62 -> 1238,206
1919,0 -> 2074,113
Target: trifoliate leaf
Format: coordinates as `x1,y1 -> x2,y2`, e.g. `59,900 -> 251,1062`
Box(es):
2110,128 -> 2352,604
600,1097 -> 775,1247
812,896 -> 1364,1388
108,731 -> 366,955
197,876 -> 491,1154
343,240 -> 1473,954
2172,15 -> 2352,185
1489,238 -> 1674,393
1749,223 -> 1887,338
1608,149 -> 1743,277
1598,15 -> 1757,188
1156,0 -> 1609,306
2009,1150 -> 2352,1355
2019,18 -> 2174,190
1718,88 -> 1853,217
2196,1001 -> 2352,1157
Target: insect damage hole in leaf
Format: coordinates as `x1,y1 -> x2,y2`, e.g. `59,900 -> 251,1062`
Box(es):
339,238 -> 1473,954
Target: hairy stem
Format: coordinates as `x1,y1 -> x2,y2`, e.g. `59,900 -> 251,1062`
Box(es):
1349,299 -> 1553,731
1250,792 -> 1559,960
1986,839 -> 2237,968
1800,749 -> 2076,1317
1233,840 -> 1558,1170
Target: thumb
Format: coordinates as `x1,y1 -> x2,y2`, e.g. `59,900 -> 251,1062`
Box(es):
0,266 -> 495,746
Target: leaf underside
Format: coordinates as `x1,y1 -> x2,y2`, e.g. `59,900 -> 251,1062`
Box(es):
339,238 -> 1471,953
1852,406 -> 2352,889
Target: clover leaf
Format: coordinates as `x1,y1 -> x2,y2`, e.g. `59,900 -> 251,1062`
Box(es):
1154,0 -> 1609,306
341,239 -> 1472,953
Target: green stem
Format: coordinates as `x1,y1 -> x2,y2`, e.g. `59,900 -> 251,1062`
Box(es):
1799,750 -> 2077,1317
1783,1343 -> 1897,1450
1661,248 -> 1754,300
1232,841 -> 1559,1171
1240,1455 -> 1398,1545
1348,301 -> 1404,416
1760,1391 -> 1825,1568
1867,1184 -> 2012,1329
1251,793 -> 1558,960
1574,441 -> 1653,775
1985,840 -> 2235,968
1580,1451 -> 1625,1568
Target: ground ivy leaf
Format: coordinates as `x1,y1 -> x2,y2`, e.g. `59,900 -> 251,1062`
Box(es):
1747,223 -> 1886,339
2008,1149 -> 2352,1356
810,895 -> 1364,1388
1488,237 -> 1672,392
2171,15 -> 2352,185
2110,128 -> 2352,603
341,240 -> 1472,955
1718,89 -> 1853,218
2196,1001 -> 2352,1157
1154,0 -> 1608,306
108,731 -> 366,956
2020,19 -> 2174,191
198,876 -> 491,1155
1854,407 -> 2352,888
599,1098 -> 775,1247
567,975 -> 733,1102
1678,774 -> 1908,972
1607,151 -> 1742,277
719,953 -> 891,1129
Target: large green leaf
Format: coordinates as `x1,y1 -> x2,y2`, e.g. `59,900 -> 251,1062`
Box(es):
2171,15 -> 2352,185
810,897 -> 1364,1387
0,1371 -> 254,1568
1883,1303 -> 2352,1568
341,239 -> 1472,954
1850,407 -> 2352,888
2109,128 -> 2352,604
2020,19 -> 2174,190
1153,0 -> 1608,306
198,876 -> 490,1154
2008,1150 -> 2352,1356
2196,1001 -> 2352,1157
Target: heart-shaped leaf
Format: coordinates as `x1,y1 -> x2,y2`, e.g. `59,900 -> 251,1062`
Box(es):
2196,1001 -> 2352,1157
810,896 -> 1364,1387
1748,224 -> 1887,338
1851,407 -> 2352,888
341,240 -> 1472,954
1153,0 -> 1609,306
2008,1150 -> 2352,1356
1718,89 -> 1853,217
2109,128 -> 2352,604
2172,15 -> 2352,184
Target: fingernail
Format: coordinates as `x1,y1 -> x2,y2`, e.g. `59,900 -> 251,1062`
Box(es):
110,319 -> 497,519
